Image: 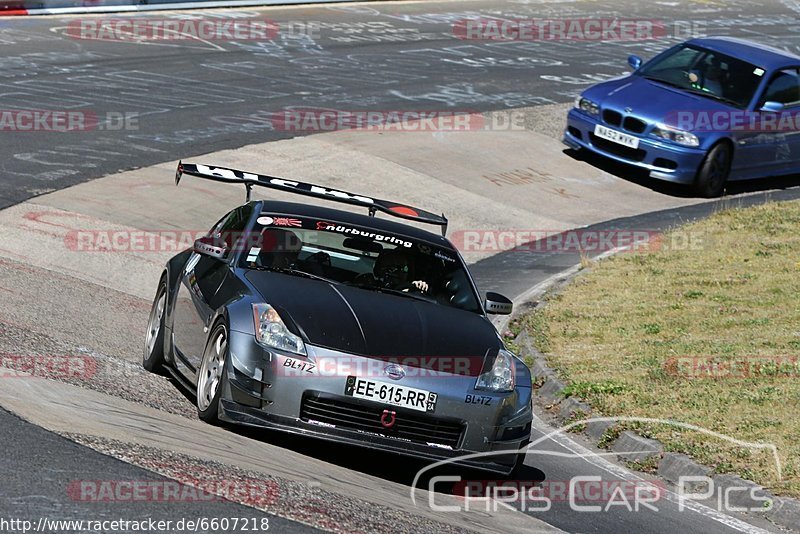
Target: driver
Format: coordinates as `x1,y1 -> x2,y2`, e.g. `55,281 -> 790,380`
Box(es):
703,58 -> 724,95
373,247 -> 429,293
257,228 -> 302,269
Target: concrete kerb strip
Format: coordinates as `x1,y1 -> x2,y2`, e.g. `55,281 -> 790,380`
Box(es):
511,265 -> 800,532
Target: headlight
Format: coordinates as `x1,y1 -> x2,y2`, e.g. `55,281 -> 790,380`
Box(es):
575,97 -> 600,116
252,303 -> 306,356
475,349 -> 516,392
652,124 -> 699,147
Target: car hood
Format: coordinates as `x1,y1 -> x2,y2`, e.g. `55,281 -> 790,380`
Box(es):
584,74 -> 733,126
245,271 -> 498,376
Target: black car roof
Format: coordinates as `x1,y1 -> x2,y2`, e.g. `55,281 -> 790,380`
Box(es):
256,200 -> 455,249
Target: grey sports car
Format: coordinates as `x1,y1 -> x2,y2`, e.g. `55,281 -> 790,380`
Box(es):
143,162 -> 533,475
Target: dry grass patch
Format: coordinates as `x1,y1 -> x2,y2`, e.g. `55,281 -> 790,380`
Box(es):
523,200 -> 800,497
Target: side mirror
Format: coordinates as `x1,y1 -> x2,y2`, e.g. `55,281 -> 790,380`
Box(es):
194,236 -> 227,260
484,292 -> 513,315
760,101 -> 785,112
628,55 -> 642,70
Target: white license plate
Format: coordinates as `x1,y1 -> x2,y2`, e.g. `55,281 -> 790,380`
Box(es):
345,376 -> 437,413
594,124 -> 640,149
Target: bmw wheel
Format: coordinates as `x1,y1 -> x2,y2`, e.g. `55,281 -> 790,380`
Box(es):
694,142 -> 731,198
197,322 -> 228,424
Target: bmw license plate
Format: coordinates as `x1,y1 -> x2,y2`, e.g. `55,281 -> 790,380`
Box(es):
345,376 -> 437,413
594,124 -> 640,149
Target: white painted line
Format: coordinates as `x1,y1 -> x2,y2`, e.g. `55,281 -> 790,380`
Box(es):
534,416 -> 773,534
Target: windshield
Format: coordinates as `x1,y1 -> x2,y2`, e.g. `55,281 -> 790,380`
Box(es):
638,44 -> 765,108
237,215 -> 482,313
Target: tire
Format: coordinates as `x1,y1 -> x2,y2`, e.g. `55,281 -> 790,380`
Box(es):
694,142 -> 731,198
196,322 -> 229,424
142,275 -> 167,374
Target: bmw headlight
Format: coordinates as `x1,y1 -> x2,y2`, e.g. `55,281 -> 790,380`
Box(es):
652,124 -> 699,147
575,96 -> 600,116
252,303 -> 306,356
475,349 -> 516,392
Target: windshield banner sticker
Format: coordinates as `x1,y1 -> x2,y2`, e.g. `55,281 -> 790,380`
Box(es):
315,222 -> 413,248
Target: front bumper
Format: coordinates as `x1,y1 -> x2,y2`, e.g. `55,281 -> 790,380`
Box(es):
221,333 -> 532,474
563,108 -> 707,184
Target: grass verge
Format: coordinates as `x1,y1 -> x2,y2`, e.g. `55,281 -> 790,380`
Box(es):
522,200 -> 800,497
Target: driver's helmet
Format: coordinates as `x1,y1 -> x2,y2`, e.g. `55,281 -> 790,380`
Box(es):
373,248 -> 411,285
258,228 -> 302,268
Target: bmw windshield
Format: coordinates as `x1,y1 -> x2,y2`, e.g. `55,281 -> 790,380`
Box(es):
638,44 -> 764,108
236,215 -> 483,313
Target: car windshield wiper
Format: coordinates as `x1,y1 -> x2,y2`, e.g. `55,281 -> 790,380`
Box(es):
346,283 -> 433,303
642,75 -> 686,90
644,75 -> 744,107
249,265 -> 337,284
681,88 -> 743,107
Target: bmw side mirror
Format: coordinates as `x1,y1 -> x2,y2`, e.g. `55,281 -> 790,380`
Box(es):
194,236 -> 227,260
484,292 -> 513,315
760,101 -> 785,112
628,55 -> 642,70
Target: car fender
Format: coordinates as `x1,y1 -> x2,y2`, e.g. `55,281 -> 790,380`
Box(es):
161,249 -> 193,363
219,296 -> 256,337
163,249 -> 193,321
699,131 -> 734,152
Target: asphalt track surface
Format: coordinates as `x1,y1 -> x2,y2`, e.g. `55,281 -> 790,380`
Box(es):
0,408 -> 316,533
3,0 -> 800,532
1,0 -> 798,209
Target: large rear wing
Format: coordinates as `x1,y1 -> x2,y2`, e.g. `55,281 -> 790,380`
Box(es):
175,162 -> 449,235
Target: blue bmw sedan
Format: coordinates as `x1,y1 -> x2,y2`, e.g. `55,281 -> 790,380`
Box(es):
564,37 -> 800,197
